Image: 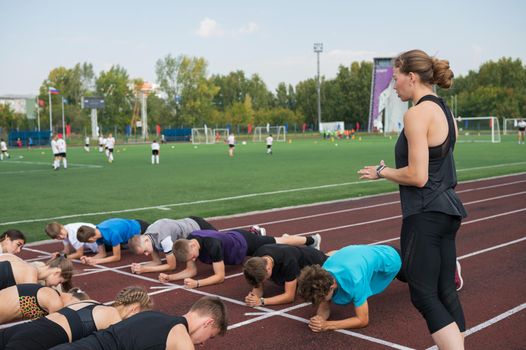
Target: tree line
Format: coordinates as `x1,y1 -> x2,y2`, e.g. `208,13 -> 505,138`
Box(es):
1,56 -> 524,134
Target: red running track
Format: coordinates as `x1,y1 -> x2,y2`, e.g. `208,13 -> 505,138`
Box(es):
11,173 -> 526,349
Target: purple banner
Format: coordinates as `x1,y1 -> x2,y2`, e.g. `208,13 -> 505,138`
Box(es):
368,58 -> 393,132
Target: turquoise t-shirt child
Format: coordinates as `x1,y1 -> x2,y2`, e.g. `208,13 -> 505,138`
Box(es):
323,245 -> 401,307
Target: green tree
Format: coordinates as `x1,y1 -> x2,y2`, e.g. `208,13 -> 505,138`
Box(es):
156,54 -> 218,126
211,70 -> 249,111
96,65 -> 133,130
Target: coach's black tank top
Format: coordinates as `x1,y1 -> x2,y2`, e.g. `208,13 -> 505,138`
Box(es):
394,95 -> 467,219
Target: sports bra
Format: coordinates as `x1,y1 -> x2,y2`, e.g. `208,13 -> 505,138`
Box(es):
0,261 -> 16,290
57,302 -> 102,341
17,284 -> 60,319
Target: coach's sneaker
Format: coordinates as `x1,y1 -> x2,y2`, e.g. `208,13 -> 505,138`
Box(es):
249,225 -> 266,236
455,260 -> 464,291
309,234 -> 322,250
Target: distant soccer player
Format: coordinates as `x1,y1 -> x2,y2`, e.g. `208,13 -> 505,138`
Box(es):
56,134 -> 67,169
84,136 -> 90,152
227,133 -> 235,157
517,118 -> 526,144
51,134 -> 60,170
0,138 -> 9,160
151,140 -> 160,164
266,134 -> 273,154
98,134 -> 104,152
106,133 -> 115,163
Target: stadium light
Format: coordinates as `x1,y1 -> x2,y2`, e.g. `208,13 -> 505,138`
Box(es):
313,43 -> 323,131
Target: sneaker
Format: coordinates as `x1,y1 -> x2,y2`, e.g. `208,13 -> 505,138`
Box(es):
249,225 -> 266,236
455,260 -> 463,291
309,234 -> 322,250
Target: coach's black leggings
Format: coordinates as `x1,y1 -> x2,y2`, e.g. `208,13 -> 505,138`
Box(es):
400,211 -> 466,334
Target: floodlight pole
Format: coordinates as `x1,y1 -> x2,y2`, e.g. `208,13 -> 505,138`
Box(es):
61,97 -> 66,139
314,43 -> 323,132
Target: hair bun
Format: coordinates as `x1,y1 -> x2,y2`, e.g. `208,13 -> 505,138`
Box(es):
432,58 -> 454,88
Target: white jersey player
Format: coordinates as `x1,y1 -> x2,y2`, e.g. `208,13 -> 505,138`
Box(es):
0,138 -> 9,160
151,140 -> 160,164
266,134 -> 273,154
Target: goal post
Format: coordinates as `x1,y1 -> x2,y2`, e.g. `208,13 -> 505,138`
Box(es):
455,116 -> 501,143
191,128 -> 214,144
253,125 -> 286,142
213,128 -> 229,143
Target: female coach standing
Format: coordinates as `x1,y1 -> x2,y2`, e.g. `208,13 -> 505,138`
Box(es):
358,49 -> 467,350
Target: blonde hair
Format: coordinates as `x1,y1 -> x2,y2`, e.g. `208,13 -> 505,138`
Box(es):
45,222 -> 62,239
128,235 -> 144,254
173,239 -> 191,262
112,286 -> 153,311
394,49 -> 454,88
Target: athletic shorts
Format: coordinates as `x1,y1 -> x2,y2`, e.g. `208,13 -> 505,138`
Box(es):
108,148 -> 114,153
519,128 -> 525,132
152,150 -> 159,155
237,229 -> 276,256
229,144 -> 235,148
59,153 -> 66,157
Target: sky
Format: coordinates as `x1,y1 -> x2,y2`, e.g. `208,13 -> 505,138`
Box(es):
1,0 -> 525,96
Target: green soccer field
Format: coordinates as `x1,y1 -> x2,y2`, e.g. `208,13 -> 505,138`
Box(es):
1,135 -> 524,242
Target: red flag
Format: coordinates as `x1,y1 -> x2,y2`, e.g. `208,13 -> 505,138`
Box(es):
66,124 -> 71,137
156,124 -> 161,136
248,124 -> 252,134
38,99 -> 45,107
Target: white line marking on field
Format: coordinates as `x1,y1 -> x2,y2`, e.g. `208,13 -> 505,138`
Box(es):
2,170 -> 524,226
2,160 -> 102,168
156,207 -> 172,211
425,303 -> 526,350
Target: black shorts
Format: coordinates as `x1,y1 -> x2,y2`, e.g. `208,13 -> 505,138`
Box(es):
189,216 -> 217,231
108,148 -> 114,153
135,220 -> 150,234
519,128 -> 525,132
0,316 -> 69,350
229,144 -> 235,148
85,144 -> 89,147
59,152 -> 66,158
267,145 -> 271,149
236,229 -> 276,256
53,153 -> 60,157
152,150 -> 159,155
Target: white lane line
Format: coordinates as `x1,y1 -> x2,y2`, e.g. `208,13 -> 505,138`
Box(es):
221,183 -> 526,231
425,303 -> 526,350
2,171 -> 524,227
458,236 -> 526,260
18,217 -> 526,348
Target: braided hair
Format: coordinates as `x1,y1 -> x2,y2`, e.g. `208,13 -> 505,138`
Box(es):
112,285 -> 153,311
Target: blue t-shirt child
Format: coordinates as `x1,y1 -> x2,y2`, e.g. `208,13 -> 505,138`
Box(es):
96,218 -> 141,247
323,245 -> 401,307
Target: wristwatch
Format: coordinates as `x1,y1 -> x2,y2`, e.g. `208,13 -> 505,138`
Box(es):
260,297 -> 265,306
376,164 -> 386,178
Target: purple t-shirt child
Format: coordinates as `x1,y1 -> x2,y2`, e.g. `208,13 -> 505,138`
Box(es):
188,230 -> 248,265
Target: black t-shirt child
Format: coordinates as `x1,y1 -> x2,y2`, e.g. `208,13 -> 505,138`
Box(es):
253,244 -> 328,285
